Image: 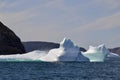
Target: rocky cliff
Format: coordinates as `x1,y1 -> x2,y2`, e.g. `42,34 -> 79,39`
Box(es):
0,22 -> 25,54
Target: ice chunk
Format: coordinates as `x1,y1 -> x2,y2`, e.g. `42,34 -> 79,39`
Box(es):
82,44 -> 109,62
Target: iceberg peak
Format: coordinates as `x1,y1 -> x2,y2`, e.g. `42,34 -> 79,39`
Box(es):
98,44 -> 109,54
98,44 -> 105,48
60,38 -> 76,48
88,44 -> 109,54
89,46 -> 98,51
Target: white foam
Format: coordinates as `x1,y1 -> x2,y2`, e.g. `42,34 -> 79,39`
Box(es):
0,50 -> 47,61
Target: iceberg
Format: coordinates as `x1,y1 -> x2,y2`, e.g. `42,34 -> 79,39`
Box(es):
82,44 -> 109,62
40,38 -> 89,62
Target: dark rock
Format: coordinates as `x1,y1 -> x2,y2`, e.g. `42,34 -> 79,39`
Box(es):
23,41 -> 59,52
23,41 -> 86,52
80,47 -> 86,52
0,22 -> 25,54
109,47 -> 120,56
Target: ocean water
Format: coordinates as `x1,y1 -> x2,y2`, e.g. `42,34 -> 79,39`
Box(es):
0,61 -> 120,80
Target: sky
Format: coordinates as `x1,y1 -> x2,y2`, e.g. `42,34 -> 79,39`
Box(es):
0,0 -> 120,48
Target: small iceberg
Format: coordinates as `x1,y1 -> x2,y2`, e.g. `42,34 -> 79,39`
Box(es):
82,44 -> 109,62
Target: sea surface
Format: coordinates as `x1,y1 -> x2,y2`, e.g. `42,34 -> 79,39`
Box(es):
0,61 -> 120,80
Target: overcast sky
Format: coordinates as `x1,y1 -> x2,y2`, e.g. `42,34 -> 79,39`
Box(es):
0,0 -> 120,48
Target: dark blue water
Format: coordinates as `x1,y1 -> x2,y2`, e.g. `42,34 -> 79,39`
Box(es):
0,61 -> 120,80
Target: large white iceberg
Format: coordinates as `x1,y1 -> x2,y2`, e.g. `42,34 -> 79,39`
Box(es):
82,44 -> 109,62
40,38 -> 89,62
